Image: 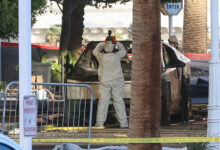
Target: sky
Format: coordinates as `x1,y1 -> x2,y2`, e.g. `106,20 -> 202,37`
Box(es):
33,1 -> 218,29
33,1 -> 184,29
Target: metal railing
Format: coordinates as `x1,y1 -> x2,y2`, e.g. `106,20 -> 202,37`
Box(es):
1,82 -> 94,147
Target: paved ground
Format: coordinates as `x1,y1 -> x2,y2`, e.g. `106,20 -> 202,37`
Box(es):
32,119 -> 207,150
92,120 -> 207,138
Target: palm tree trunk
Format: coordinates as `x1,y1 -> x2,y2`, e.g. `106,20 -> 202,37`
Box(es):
59,0 -> 74,55
59,0 -> 85,55
183,0 -> 207,53
68,4 -> 85,51
128,0 -> 161,150
59,0 -> 86,80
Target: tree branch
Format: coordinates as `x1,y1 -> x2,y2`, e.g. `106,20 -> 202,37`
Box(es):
56,1 -> 63,13
51,0 -> 131,8
50,0 -> 63,4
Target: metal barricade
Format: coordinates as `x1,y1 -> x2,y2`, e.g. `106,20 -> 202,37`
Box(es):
1,82 -> 94,143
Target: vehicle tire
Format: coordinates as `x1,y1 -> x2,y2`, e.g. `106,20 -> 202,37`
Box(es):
181,75 -> 192,121
161,79 -> 172,125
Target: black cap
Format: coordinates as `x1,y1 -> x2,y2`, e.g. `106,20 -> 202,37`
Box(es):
105,30 -> 113,42
108,30 -> 112,36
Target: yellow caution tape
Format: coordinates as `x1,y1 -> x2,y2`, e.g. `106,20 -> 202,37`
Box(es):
192,104 -> 207,107
41,125 -> 104,131
14,137 -> 220,144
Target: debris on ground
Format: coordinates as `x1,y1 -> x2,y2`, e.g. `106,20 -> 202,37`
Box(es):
52,143 -> 187,150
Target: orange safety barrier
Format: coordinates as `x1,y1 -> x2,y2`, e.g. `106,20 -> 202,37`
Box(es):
1,42 -> 59,51
184,53 -> 211,60
0,42 -> 215,60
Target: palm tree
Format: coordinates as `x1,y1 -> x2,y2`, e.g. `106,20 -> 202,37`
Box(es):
128,0 -> 161,150
183,0 -> 207,53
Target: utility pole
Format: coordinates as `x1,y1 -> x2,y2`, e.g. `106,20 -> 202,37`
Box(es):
19,0 -> 32,149
207,0 -> 220,149
0,38 -> 2,81
169,15 -> 173,37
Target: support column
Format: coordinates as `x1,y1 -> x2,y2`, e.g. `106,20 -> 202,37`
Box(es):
19,0 -> 32,150
208,0 -> 220,149
0,39 -> 1,80
169,15 -> 173,37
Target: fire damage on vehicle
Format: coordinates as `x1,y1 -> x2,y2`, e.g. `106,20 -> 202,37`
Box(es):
66,41 -> 191,126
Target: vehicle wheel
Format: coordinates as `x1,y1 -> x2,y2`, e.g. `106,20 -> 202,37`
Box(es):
181,75 -> 192,121
161,80 -> 171,125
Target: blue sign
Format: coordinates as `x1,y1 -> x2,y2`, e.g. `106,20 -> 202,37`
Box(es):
161,2 -> 183,15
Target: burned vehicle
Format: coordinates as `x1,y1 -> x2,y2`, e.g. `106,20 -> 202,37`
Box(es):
67,41 -> 191,124
190,60 -> 209,105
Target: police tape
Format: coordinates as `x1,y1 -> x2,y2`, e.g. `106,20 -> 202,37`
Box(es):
192,104 -> 207,107
14,137 -> 220,143
42,125 -> 105,131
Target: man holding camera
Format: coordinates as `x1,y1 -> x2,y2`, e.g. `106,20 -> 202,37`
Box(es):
93,31 -> 128,128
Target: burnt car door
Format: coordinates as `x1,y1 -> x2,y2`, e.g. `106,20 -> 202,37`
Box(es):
161,43 -> 191,124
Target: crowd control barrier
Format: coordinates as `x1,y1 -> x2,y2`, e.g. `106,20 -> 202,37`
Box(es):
0,81 -> 94,149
